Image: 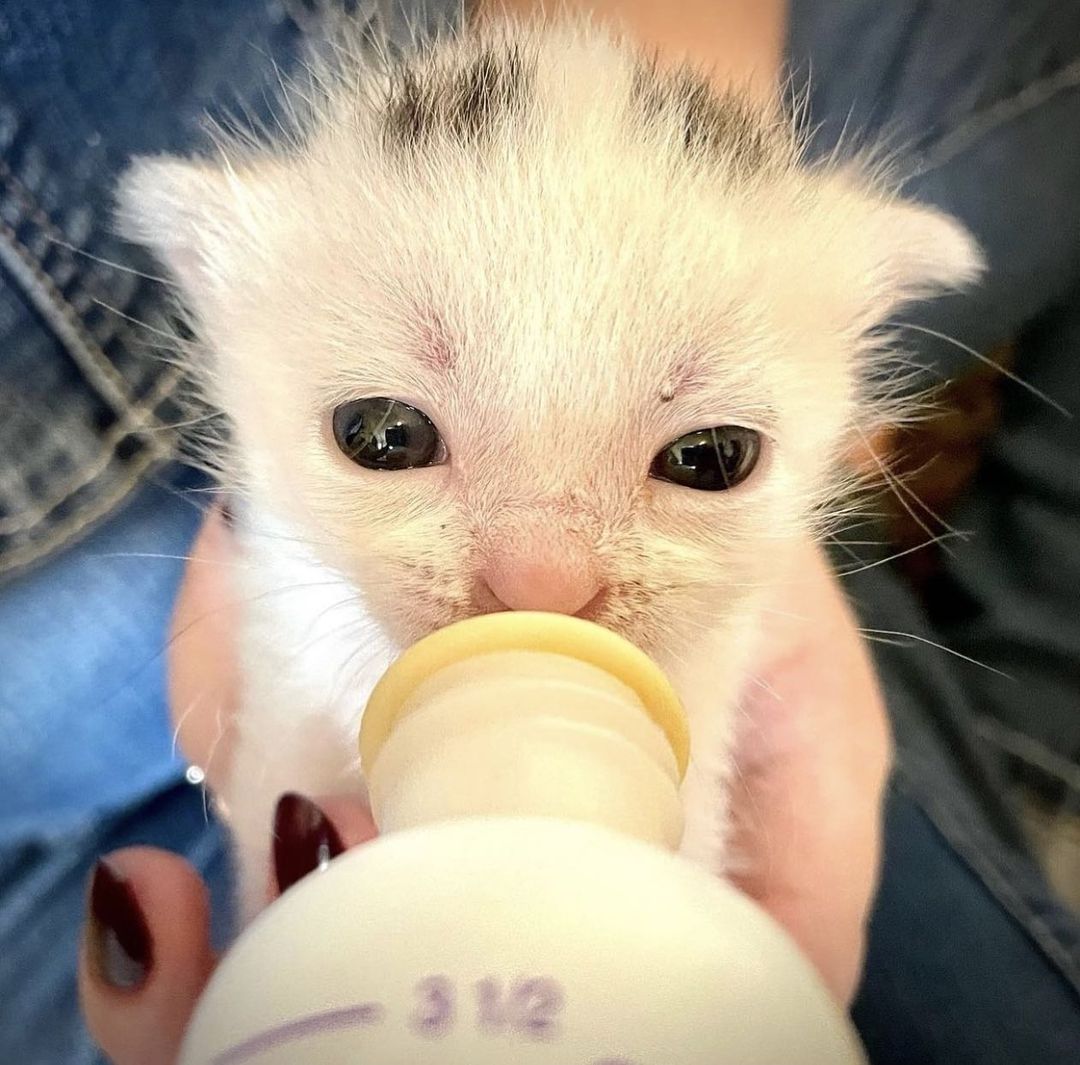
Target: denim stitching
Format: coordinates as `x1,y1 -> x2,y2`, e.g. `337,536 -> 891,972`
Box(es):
919,53 -> 1080,173
0,210 -> 159,421
0,157 -> 79,260
0,446 -> 164,578
0,211 -> 179,555
0,366 -> 179,536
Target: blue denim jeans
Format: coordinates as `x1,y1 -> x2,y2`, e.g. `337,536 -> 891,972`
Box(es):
788,4 -> 1080,1058
0,470 -> 235,1063
1,2 -> 1079,1063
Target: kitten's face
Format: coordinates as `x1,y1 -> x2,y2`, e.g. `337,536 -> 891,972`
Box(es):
119,24 -> 979,663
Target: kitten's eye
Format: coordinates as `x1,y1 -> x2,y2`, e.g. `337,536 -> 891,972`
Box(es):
331,398 -> 445,470
650,426 -> 761,491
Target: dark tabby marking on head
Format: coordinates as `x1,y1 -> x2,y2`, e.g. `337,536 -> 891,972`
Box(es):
631,60 -> 782,174
384,46 -> 530,152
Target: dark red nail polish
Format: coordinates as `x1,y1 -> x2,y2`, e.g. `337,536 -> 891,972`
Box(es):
87,859 -> 152,991
273,793 -> 345,894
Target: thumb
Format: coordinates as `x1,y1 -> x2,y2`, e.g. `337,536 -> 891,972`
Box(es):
79,848 -> 216,1065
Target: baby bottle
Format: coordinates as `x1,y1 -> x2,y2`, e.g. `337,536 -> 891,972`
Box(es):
179,612 -> 866,1065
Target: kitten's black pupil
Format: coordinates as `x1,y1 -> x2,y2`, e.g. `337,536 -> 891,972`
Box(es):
651,426 -> 760,491
332,398 -> 441,470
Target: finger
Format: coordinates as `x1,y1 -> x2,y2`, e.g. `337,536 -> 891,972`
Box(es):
168,506 -> 240,788
728,545 -> 891,1003
315,794 -> 380,848
80,848 -> 216,1065
270,793 -> 379,899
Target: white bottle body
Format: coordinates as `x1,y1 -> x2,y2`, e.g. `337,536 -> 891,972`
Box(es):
180,817 -> 864,1065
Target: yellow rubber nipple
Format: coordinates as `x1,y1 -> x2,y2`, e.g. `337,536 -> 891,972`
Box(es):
360,611 -> 690,779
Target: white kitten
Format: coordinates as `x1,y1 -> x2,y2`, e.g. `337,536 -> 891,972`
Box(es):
117,17 -> 981,921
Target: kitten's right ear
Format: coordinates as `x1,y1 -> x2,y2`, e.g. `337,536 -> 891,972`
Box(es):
115,156 -> 239,303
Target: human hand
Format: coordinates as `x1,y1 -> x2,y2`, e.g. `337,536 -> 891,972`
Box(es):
726,538 -> 891,1004
79,509 -> 890,1064
78,510 -> 381,1065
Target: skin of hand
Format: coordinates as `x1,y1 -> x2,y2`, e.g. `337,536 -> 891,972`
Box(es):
481,0 -> 788,105
78,508 -> 891,1064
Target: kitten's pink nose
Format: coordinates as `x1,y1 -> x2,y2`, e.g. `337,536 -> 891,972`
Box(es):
483,555 -> 602,616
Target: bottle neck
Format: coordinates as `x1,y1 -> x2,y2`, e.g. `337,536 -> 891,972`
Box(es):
365,650 -> 685,849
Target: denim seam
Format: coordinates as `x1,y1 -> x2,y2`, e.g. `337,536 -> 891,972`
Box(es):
919,53 -> 1080,173
0,203 -> 162,422
0,157 -> 80,261
0,447 -> 163,578
0,156 -> 186,436
899,757 -> 1080,994
0,166 -> 179,557
0,366 -> 180,536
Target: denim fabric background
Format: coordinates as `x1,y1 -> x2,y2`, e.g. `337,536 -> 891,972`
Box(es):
0,2 -> 1078,1063
0,0 -> 459,579
787,4 -> 1080,1057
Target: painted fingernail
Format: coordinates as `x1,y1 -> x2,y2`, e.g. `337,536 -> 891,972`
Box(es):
273,793 -> 345,894
87,859 -> 152,991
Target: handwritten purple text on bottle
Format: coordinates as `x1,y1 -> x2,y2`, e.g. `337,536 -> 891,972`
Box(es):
411,975 -> 565,1041
474,976 -> 564,1040
409,975 -> 456,1038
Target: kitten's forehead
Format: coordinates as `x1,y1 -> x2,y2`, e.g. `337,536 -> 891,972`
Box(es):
333,176 -> 796,424
321,194 -> 778,424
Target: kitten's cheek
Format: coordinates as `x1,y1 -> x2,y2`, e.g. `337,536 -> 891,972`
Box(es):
168,508 -> 241,789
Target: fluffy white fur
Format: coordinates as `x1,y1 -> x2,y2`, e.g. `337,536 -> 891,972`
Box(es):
117,17 -> 981,920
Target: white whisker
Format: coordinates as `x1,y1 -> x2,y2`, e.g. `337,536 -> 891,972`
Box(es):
854,425 -> 962,551
835,530 -> 968,577
859,627 -> 1013,679
46,236 -> 176,285
888,320 -> 1073,418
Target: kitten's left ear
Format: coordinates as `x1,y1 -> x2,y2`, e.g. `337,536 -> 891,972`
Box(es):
115,156 -> 248,306
856,197 -> 985,320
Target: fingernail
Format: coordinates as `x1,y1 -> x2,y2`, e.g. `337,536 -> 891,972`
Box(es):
87,859 -> 152,991
273,793 -> 345,894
